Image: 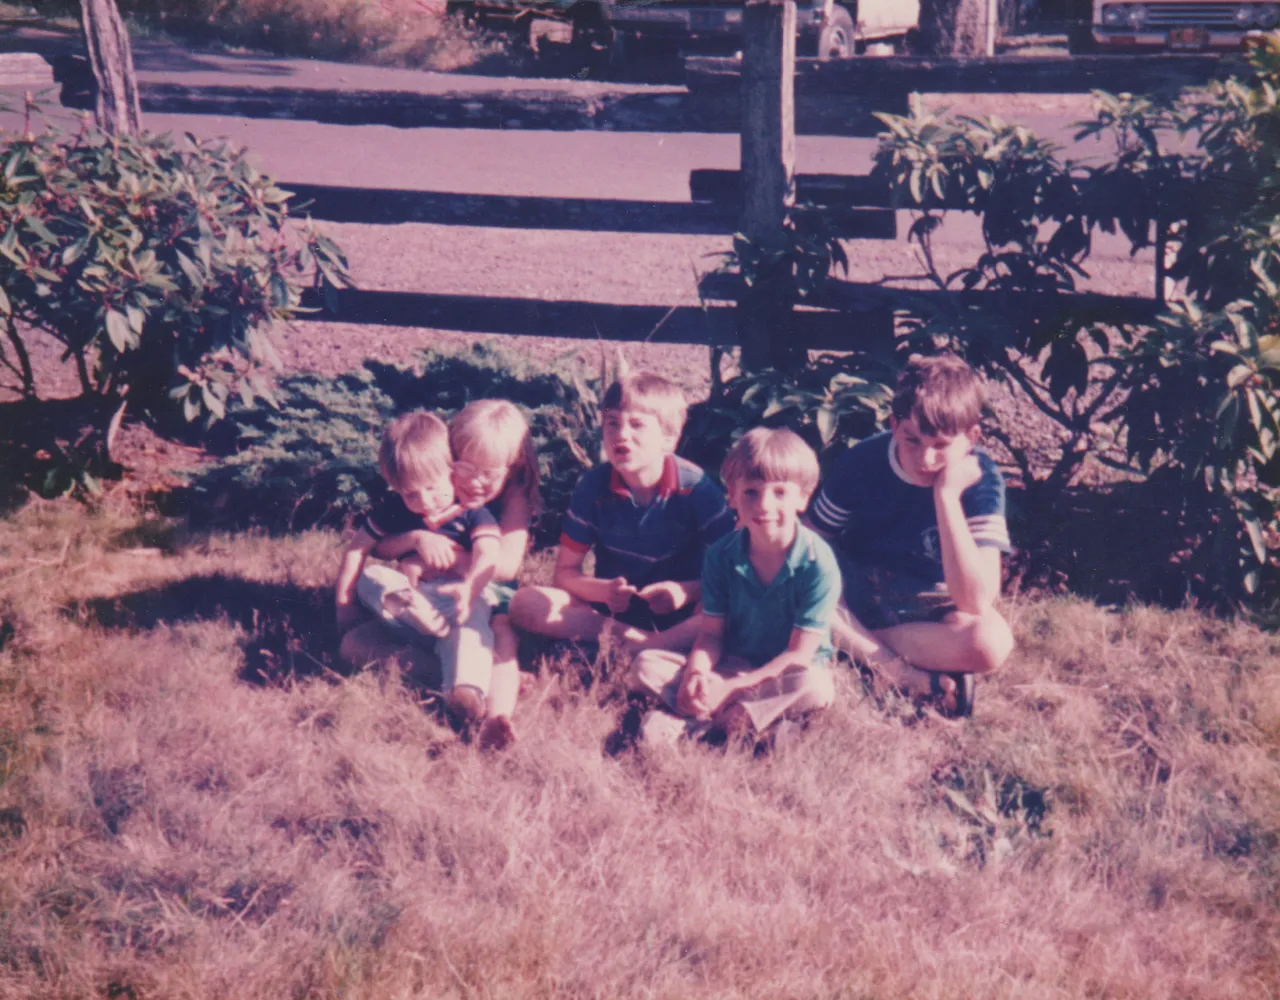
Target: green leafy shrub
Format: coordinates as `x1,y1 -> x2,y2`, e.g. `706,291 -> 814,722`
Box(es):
181,346 -> 598,544
681,357 -> 894,480
871,44 -> 1280,607
0,115 -> 349,435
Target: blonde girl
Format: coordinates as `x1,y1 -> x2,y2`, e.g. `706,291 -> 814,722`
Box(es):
441,399 -> 540,747
339,399 -> 539,750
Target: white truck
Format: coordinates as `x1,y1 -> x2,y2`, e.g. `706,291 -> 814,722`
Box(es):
1088,0 -> 1278,50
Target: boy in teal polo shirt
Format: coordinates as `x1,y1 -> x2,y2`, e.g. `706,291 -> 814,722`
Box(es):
628,427 -> 840,745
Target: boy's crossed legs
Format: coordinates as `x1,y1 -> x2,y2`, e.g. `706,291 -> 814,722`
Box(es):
509,585 -> 703,655
628,648 -> 835,745
832,596 -> 1012,714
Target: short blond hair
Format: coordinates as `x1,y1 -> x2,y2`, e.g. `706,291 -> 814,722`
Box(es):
720,427 -> 820,498
601,372 -> 687,439
892,354 -> 986,436
449,399 -> 542,516
379,410 -> 451,489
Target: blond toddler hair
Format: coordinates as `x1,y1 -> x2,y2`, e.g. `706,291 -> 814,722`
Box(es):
449,399 -> 542,516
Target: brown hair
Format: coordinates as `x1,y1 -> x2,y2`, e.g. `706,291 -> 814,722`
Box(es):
720,427 -> 821,498
378,410 -> 451,490
891,354 -> 986,436
601,371 -> 688,439
449,399 -> 542,516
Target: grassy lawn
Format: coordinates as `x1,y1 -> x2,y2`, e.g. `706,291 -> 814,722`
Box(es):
0,497 -> 1276,998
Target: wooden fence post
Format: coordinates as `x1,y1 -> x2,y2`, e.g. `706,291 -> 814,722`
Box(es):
80,0 -> 142,136
738,0 -> 797,371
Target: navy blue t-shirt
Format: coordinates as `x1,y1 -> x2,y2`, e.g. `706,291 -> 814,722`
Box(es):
358,493 -> 498,551
808,431 -> 1011,588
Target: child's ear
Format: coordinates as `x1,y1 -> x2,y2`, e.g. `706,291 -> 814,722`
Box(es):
965,425 -> 982,446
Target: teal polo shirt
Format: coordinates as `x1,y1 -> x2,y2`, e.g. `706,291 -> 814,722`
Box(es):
701,524 -> 841,667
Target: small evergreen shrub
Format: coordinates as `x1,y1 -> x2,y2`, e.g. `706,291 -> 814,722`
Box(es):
181,345 -> 599,545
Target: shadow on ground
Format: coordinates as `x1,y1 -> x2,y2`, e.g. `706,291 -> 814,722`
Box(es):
80,575 -> 341,686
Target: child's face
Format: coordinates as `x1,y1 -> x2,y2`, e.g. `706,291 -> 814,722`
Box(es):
602,407 -> 675,479
453,452 -> 509,510
729,476 -> 809,548
890,416 -> 978,486
391,469 -> 455,518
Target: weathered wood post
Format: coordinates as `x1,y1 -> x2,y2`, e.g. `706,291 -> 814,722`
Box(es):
738,0 -> 797,371
80,0 -> 142,136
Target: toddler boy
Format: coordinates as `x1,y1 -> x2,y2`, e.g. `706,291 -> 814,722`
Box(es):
509,371 -> 734,651
807,354 -> 1014,716
628,427 -> 839,745
334,411 -> 499,723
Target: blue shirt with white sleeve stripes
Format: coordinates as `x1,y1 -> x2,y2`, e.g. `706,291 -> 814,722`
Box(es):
808,431 -> 1011,588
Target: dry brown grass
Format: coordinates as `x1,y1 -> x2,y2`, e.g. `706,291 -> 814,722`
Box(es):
118,0 -> 497,72
1,497 -> 1278,999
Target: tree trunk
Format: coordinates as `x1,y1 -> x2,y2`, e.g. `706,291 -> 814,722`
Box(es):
80,0 -> 142,136
919,0 -> 991,55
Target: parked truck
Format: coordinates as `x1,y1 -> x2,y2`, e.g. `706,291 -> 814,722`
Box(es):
1087,0 -> 1278,49
446,0 -> 919,72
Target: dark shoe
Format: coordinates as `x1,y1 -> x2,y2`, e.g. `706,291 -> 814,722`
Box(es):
929,671 -> 976,719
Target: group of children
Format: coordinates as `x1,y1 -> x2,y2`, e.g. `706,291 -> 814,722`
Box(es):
334,354 -> 1014,750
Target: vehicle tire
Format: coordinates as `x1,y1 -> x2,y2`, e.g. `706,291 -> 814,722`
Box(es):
1067,22 -> 1095,53
817,6 -> 856,60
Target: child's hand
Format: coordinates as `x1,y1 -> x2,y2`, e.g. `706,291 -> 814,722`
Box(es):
677,668 -> 717,720
603,577 -> 638,613
637,580 -> 688,616
934,446 -> 983,499
415,531 -> 463,571
400,554 -> 426,590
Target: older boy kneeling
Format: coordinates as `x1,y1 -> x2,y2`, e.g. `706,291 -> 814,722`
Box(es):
629,427 -> 840,746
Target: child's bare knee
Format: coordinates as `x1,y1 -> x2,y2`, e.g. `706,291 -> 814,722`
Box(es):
339,621 -> 384,668
630,649 -> 678,695
507,587 -> 547,631
956,610 -> 1014,674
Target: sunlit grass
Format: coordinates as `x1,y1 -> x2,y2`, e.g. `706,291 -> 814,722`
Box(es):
0,497 -> 1277,998
20,0 -> 499,72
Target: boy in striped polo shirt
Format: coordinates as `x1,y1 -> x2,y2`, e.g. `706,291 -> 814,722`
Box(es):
807,355 -> 1014,717
510,372 -> 734,652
